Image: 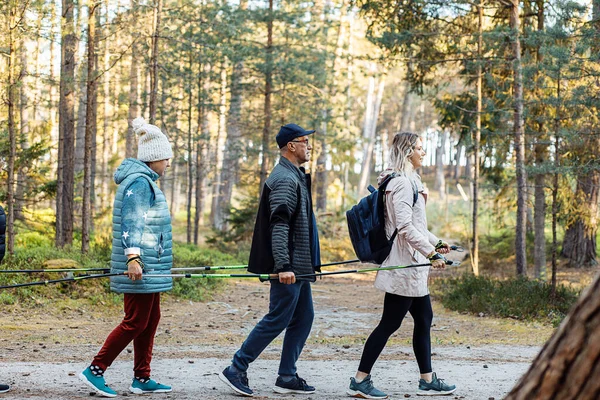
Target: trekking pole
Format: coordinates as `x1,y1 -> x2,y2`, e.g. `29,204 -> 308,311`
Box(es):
146,260 -> 460,281
0,267 -> 111,274
144,273 -> 273,279
0,259 -> 360,275
0,272 -> 124,290
171,259 -> 360,272
274,259 -> 461,280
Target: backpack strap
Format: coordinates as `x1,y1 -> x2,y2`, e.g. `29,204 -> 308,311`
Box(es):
410,179 -> 419,206
378,173 -> 398,242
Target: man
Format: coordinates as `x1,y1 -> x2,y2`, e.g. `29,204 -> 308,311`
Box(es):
219,123 -> 321,397
0,205 -> 10,395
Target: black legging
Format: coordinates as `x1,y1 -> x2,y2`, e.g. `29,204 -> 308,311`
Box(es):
358,293 -> 433,374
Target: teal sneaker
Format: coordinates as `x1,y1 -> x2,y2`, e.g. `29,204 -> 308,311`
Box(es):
79,366 -> 117,398
129,378 -> 172,394
417,373 -> 456,396
347,375 -> 388,399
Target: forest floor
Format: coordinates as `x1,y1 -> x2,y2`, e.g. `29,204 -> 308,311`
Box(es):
0,269 -> 557,400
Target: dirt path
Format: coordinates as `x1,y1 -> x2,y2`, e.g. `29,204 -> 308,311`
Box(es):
0,275 -> 552,399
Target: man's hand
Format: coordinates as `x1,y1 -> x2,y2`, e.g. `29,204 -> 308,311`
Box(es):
431,259 -> 446,269
126,258 -> 143,281
278,271 -> 296,285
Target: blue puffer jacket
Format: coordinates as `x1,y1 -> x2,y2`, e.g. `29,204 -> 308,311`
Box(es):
110,158 -> 173,293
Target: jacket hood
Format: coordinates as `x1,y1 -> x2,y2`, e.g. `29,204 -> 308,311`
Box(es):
377,168 -> 396,186
113,158 -> 159,185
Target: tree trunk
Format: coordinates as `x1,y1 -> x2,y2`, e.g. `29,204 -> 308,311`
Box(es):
399,81 -> 411,132
551,145 -> 558,293
32,16 -> 43,122
316,1 -> 348,212
75,63 -> 87,174
82,0 -> 98,254
210,62 -> 228,227
472,0 -> 483,276
357,68 -> 376,195
258,0 -> 274,196
434,130 -> 447,200
126,0 -> 140,158
506,271 -> 600,399
6,1 -> 19,255
16,36 -> 29,222
561,173 -> 599,267
194,61 -> 211,243
533,0 -> 546,279
49,2 -> 59,164
561,0 -> 600,268
551,69 -> 562,295
213,54 -> 243,230
453,142 -> 463,180
214,0 -> 247,231
149,0 -> 162,124
186,53 -> 194,244
509,0 -> 527,276
100,0 -> 111,209
358,71 -> 385,196
57,0 -> 77,248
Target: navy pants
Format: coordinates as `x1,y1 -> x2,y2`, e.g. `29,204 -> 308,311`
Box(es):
232,280 -> 314,376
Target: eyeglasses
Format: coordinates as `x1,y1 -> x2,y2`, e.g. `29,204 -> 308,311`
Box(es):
290,139 -> 310,146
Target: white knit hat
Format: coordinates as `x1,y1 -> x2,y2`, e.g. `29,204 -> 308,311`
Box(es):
132,117 -> 174,162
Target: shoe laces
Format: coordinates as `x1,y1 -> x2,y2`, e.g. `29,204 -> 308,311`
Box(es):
240,372 -> 249,387
295,374 -> 308,389
432,376 -> 448,389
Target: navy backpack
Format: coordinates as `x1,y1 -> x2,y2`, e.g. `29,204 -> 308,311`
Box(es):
346,174 -> 417,264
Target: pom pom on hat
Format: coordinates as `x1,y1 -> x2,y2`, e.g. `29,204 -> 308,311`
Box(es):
132,117 -> 146,134
132,117 -> 174,162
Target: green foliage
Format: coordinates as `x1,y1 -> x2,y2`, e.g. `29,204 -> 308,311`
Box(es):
0,243 -> 116,307
15,231 -> 53,248
432,274 -> 580,327
206,196 -> 257,254
168,243 -> 246,301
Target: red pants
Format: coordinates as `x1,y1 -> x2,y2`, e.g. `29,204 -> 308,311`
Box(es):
92,292 -> 161,378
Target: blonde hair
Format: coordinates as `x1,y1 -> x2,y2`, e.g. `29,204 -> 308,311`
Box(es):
388,132 -> 420,175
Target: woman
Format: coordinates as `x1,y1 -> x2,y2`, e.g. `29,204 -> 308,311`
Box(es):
347,132 -> 456,398
79,117 -> 174,398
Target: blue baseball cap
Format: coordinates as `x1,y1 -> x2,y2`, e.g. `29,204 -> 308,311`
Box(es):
276,123 -> 315,149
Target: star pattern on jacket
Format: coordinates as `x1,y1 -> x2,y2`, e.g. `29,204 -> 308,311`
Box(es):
123,231 -> 130,240
126,189 -> 134,197
143,212 -> 148,221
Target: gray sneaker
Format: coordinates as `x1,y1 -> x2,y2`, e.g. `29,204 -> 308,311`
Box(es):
417,373 -> 456,396
347,375 -> 388,399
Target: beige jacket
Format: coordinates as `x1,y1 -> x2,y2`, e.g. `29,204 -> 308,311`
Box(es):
373,171 -> 438,297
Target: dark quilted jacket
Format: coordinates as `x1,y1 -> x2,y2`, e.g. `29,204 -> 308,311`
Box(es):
247,157 -> 321,281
